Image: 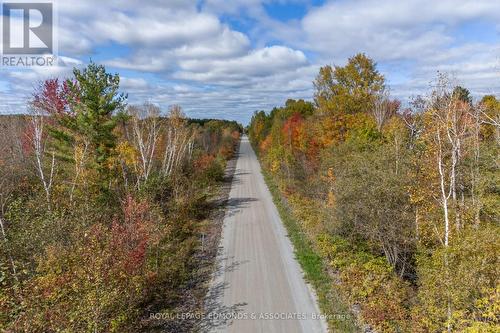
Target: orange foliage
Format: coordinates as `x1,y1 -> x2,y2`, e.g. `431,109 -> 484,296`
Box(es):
282,113 -> 306,152
112,196 -> 158,274
194,153 -> 215,171
316,114 -> 347,147
219,145 -> 233,159
259,134 -> 272,153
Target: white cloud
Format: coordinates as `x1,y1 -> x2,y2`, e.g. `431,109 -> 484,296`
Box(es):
1,0 -> 499,122
91,12 -> 220,47
299,0 -> 499,60
174,46 -> 308,83
105,26 -> 251,72
1,1 -> 314,123
120,77 -> 150,90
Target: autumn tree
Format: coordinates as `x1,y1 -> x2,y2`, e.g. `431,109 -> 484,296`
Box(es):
282,99 -> 314,117
371,91 -> 400,131
314,53 -> 385,115
128,103 -> 161,187
0,59 -> 243,332
249,110 -> 271,147
479,95 -> 500,143
428,77 -> 473,243
161,105 -> 194,177
248,58 -> 500,332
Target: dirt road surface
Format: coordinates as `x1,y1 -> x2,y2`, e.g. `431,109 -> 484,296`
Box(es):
203,136 -> 327,333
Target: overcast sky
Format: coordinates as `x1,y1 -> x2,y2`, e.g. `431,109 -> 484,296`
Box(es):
1,0 -> 499,124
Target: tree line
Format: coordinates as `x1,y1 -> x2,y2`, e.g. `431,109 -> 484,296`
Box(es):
0,63 -> 241,332
248,53 -> 499,332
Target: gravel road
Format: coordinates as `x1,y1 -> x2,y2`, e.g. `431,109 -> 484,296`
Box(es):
204,136 -> 327,333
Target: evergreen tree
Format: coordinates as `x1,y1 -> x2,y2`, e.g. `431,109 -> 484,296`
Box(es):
50,62 -> 127,191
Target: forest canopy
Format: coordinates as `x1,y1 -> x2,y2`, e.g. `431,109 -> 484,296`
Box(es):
0,63 -> 241,332
248,53 -> 499,333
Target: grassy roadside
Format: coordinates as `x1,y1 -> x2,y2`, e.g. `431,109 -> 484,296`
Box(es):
260,167 -> 360,332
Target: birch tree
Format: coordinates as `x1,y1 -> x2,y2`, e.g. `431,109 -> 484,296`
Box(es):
129,103 -> 161,187
469,104 -> 482,226
26,106 -> 56,206
161,105 -> 194,177
430,78 -> 473,240
428,78 -> 474,331
479,96 -> 500,144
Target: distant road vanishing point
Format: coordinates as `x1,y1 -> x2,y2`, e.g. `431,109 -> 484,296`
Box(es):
204,136 -> 327,333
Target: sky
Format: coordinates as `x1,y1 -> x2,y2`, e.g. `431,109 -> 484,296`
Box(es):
0,0 -> 499,124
